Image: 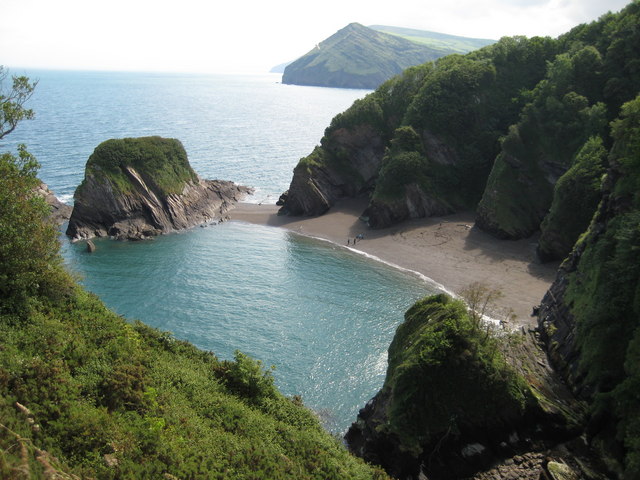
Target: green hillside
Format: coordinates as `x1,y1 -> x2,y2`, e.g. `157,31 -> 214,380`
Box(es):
369,25 -> 495,54
282,23 -> 445,89
0,71 -> 388,479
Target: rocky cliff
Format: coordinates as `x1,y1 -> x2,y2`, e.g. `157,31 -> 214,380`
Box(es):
66,137 -> 251,240
347,93 -> 640,480
345,294 -> 588,480
537,94 -> 640,478
279,34 -> 558,227
279,3 -> 639,264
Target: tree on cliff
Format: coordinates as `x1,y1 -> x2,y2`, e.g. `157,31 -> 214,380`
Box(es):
0,66 -> 37,139
0,67 -> 66,313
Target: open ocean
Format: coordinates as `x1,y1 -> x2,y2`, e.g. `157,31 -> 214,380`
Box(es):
1,70 -> 437,432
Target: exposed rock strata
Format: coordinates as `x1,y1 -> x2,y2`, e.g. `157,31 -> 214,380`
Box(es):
346,300 -> 585,480
67,174 -> 250,241
363,183 -> 454,229
66,137 -> 252,240
278,124 -> 385,216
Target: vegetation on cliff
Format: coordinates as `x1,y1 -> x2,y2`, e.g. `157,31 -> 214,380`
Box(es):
67,136 -> 250,240
539,94 -> 640,479
80,136 -> 198,196
280,1 -> 639,261
369,25 -> 494,55
383,295 -> 530,454
0,72 -> 387,480
347,292 -> 584,479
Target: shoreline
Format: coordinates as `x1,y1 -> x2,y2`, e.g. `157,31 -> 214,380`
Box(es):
229,199 -> 559,327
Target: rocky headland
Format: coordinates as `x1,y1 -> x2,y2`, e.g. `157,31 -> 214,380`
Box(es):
66,136 -> 252,240
282,23 -> 444,90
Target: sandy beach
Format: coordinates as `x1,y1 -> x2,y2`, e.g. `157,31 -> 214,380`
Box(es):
229,198 -> 558,327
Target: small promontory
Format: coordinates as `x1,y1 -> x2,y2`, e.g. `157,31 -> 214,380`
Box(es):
66,136 -> 251,240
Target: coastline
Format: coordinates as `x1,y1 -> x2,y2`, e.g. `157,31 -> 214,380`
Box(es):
229,198 -> 559,326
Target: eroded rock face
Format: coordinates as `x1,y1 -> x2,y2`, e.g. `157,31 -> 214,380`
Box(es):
66,137 -> 252,240
346,297 -> 585,480
278,124 -> 385,216
67,173 -> 250,241
364,183 -> 454,229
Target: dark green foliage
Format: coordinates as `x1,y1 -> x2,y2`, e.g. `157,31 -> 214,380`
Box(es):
477,44 -> 609,238
83,136 -> 198,196
0,66 -> 37,140
374,126 -> 430,200
0,146 -> 71,314
382,294 -> 530,455
538,137 -> 607,260
477,2 -> 640,239
563,95 -> 640,478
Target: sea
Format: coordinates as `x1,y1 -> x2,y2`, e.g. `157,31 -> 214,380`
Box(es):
1,70 -> 438,433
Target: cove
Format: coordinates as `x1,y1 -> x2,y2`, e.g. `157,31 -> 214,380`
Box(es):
61,221 -> 435,432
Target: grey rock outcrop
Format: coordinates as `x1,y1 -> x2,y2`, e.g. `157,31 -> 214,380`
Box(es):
67,173 -> 250,241
66,137 -> 252,240
35,182 -> 72,226
278,124 -> 385,216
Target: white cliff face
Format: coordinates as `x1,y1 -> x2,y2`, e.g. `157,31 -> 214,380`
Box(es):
66,165 -> 252,241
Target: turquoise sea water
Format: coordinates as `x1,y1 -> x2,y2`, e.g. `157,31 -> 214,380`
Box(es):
3,70 -> 437,432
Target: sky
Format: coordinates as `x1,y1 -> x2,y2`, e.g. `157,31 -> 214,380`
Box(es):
0,0 -> 632,74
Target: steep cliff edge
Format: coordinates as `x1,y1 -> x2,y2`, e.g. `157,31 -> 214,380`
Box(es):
346,294 -> 587,480
66,137 -> 252,240
537,94 -> 640,478
279,34 -> 558,226
35,181 -> 72,225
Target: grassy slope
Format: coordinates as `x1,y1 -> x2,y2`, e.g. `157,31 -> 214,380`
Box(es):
0,281 -> 388,479
81,136 -> 198,197
369,25 -> 495,54
0,145 -> 387,478
282,23 -> 443,88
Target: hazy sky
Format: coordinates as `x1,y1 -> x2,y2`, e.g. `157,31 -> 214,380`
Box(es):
1,0 -> 632,74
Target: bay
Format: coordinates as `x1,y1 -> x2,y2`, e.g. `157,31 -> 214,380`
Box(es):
3,70 -> 437,431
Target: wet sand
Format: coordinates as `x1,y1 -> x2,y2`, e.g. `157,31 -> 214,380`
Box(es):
229,198 -> 558,326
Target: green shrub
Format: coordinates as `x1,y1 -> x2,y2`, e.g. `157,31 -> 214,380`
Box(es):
383,294 -> 530,455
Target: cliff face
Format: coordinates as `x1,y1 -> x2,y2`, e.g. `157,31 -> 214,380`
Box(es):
278,123 -> 386,216
279,3 -> 639,261
346,295 -> 586,480
279,34 -> 558,227
66,137 -> 251,240
537,94 -> 640,478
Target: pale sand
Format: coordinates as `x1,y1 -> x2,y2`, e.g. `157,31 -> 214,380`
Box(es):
228,198 -> 559,326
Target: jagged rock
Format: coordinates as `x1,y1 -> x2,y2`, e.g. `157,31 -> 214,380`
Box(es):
35,182 -> 72,225
279,124 -> 385,216
364,183 -> 454,228
346,295 -> 586,480
86,240 -> 96,253
275,190 -> 288,206
66,137 -> 252,241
